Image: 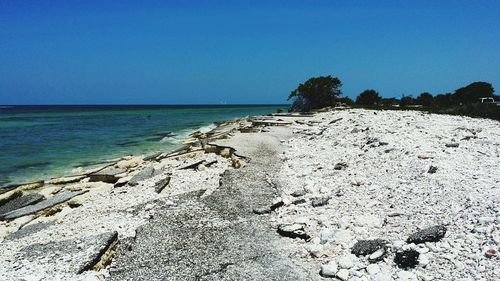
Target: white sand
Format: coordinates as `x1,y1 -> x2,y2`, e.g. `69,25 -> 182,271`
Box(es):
273,109 -> 500,280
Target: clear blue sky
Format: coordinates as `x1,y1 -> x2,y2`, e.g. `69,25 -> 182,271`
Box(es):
1,0 -> 499,104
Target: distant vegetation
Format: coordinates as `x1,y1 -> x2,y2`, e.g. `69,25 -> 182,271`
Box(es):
288,77 -> 499,120
288,76 -> 343,112
351,81 -> 499,120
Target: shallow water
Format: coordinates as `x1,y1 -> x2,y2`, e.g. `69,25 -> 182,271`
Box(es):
0,105 -> 285,186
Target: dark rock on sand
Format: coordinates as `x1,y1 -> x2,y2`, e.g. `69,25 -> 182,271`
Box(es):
407,225 -> 447,244
351,239 -> 387,256
292,198 -> 307,205
445,143 -> 459,148
394,249 -> 420,269
290,189 -> 307,197
334,162 -> 348,170
311,196 -> 330,207
428,166 -> 438,174
277,223 -> 310,240
0,193 -> 45,217
0,190 -> 88,220
270,200 -> 284,211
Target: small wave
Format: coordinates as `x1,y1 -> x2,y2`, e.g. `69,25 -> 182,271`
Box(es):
159,123 -> 217,143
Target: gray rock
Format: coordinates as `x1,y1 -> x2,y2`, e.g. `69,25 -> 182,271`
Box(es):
154,176 -> 171,193
128,166 -> 164,186
5,221 -> 55,241
351,239 -> 387,256
0,193 -> 45,216
311,196 -> 330,207
445,143 -> 459,148
0,190 -> 88,220
407,225 -> 447,244
20,231 -> 118,274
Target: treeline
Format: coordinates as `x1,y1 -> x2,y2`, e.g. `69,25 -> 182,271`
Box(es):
346,81 -> 497,108
287,76 -> 500,120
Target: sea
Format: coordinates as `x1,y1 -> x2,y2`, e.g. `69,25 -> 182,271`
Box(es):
0,105 -> 286,187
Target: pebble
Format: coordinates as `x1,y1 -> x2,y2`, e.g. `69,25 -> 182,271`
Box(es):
336,269 -> 349,281
418,254 -> 430,267
391,241 -> 405,252
337,254 -> 356,269
397,271 -> 418,281
368,248 -> 386,262
305,243 -> 323,258
366,264 -> 380,275
318,228 -> 336,244
320,261 -> 338,277
477,216 -> 495,225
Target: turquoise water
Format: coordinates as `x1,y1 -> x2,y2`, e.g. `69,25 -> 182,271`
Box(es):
0,105 -> 286,186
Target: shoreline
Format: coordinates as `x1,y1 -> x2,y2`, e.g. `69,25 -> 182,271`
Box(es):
0,104 -> 286,187
0,118 -> 237,191
1,108 -> 499,280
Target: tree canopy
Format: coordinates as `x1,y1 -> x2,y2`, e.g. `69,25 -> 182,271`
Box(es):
415,92 -> 434,107
453,82 -> 494,104
288,76 -> 342,112
355,89 -> 381,106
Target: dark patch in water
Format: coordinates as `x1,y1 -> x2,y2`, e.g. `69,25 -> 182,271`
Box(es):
184,121 -> 204,127
117,140 -> 140,147
146,132 -> 176,142
75,159 -> 113,168
11,161 -> 51,170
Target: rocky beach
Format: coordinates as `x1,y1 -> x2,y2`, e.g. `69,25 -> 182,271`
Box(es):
0,108 -> 499,281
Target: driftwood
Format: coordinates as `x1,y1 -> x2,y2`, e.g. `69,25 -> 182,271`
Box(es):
250,120 -> 292,126
179,160 -> 205,170
205,160 -> 218,167
161,148 -> 204,160
328,118 -> 343,124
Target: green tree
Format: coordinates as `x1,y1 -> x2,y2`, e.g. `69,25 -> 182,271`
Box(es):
400,95 -> 415,107
454,82 -> 494,104
339,96 -> 354,105
288,76 -> 343,112
355,89 -> 381,106
415,92 -> 434,107
434,93 -> 454,107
